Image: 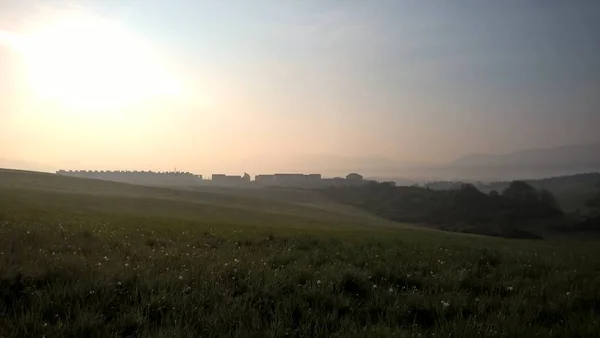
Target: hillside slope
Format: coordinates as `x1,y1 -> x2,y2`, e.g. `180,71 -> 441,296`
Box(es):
0,169 -> 407,231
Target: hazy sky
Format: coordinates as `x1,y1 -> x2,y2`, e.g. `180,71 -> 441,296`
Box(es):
1,0 -> 599,173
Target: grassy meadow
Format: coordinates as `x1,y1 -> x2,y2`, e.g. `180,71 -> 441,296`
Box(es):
1,169 -> 599,337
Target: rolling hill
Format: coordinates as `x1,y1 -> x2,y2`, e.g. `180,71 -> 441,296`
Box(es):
1,169 -> 599,337
0,168 -> 408,231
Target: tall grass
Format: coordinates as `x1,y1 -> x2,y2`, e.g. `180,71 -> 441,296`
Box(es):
1,171 -> 599,337
1,213 -> 599,337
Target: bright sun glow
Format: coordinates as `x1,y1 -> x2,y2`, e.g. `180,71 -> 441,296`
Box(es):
3,12 -> 182,111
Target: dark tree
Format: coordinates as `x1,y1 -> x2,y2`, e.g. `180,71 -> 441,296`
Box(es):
586,183 -> 600,213
539,188 -> 561,212
502,181 -> 539,204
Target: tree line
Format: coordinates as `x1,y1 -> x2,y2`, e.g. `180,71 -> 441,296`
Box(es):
322,180 -> 565,239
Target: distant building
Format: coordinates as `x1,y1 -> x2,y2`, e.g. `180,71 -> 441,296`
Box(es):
274,173 -> 322,187
55,168 -> 385,189
211,174 -> 247,186
254,173 -> 323,187
346,173 -> 364,183
274,173 -> 305,186
322,177 -> 347,187
255,174 -> 275,185
242,173 -> 251,182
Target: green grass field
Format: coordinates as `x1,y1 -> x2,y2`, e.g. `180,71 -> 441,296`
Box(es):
1,169 -> 599,337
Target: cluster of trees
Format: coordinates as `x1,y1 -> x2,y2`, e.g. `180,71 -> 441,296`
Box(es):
586,182 -> 600,212
323,180 -> 564,238
426,173 -> 600,213
576,182 -> 600,230
425,173 -> 600,195
542,180 -> 600,233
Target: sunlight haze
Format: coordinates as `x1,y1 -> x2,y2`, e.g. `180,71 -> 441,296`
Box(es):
1,0 -> 599,176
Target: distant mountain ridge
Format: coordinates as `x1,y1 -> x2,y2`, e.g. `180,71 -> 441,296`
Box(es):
413,142 -> 600,181
3,142 -> 600,182
237,153 -> 402,177
452,142 -> 600,168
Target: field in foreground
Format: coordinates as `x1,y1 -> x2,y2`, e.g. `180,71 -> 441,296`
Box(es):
1,170 -> 599,337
